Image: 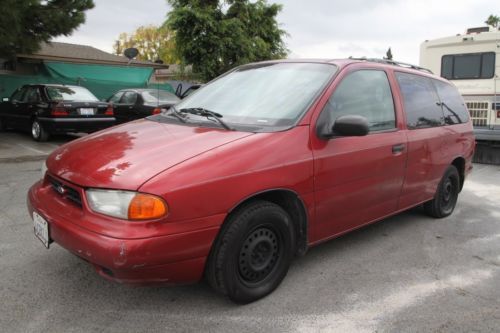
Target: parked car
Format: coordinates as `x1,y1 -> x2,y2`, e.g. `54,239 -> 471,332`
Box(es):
107,89 -> 180,124
28,59 -> 474,304
0,84 -> 115,141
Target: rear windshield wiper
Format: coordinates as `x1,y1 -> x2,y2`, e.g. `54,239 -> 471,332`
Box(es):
180,107 -> 233,130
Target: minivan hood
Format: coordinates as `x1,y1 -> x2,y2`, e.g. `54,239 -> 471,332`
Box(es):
47,119 -> 254,190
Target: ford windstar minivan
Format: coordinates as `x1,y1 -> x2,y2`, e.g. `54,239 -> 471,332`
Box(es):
28,59 -> 475,303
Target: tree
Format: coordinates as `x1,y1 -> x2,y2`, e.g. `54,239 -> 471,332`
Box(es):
0,0 -> 94,58
485,14 -> 500,29
384,47 -> 393,60
114,25 -> 179,64
166,0 -> 288,81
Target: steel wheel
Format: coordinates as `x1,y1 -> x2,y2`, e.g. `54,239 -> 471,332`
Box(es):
206,200 -> 295,304
424,165 -> 460,218
238,226 -> 281,285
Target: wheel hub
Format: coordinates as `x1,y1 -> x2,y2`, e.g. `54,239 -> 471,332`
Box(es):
32,122 -> 40,138
443,179 -> 453,202
238,227 -> 279,283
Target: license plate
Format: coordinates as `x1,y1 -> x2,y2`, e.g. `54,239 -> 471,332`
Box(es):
79,108 -> 95,115
33,211 -> 50,249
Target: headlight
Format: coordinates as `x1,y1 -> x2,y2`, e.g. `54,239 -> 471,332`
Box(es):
41,161 -> 47,179
86,189 -> 168,220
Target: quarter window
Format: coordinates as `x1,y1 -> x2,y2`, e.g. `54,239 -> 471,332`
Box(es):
441,52 -> 495,80
432,80 -> 469,125
395,72 -> 444,129
318,70 -> 396,134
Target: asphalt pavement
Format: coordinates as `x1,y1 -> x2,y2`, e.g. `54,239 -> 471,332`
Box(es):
0,131 -> 499,332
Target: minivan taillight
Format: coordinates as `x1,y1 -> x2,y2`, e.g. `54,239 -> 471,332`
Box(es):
51,104 -> 69,116
152,108 -> 161,115
105,106 -> 114,115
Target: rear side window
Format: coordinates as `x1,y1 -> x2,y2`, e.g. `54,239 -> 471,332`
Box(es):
441,52 -> 495,80
109,92 -> 124,103
396,72 -> 444,129
319,70 -> 396,132
121,92 -> 138,104
432,80 -> 469,125
24,87 -> 40,103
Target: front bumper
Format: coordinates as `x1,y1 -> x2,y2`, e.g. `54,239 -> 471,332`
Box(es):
27,179 -> 222,285
38,117 -> 116,134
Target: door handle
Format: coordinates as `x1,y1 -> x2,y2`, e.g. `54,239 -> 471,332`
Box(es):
392,143 -> 405,154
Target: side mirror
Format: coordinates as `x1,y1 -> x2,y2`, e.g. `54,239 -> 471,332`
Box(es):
2,97 -> 9,102
332,115 -> 369,137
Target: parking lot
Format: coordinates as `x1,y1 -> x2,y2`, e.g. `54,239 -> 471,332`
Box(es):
0,131 -> 499,332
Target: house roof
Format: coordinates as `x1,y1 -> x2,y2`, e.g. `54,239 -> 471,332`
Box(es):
17,42 -> 168,69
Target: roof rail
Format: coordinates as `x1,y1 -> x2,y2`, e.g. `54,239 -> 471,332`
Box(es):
348,57 -> 434,74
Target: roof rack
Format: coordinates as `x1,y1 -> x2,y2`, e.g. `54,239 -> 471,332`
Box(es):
348,57 -> 434,74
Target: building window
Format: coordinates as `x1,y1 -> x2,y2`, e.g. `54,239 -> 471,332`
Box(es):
441,52 -> 495,80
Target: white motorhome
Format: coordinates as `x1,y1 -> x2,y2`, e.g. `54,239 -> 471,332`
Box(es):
420,27 -> 500,142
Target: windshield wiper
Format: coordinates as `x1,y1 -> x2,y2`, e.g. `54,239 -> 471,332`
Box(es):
180,107 -> 233,130
166,106 -> 187,123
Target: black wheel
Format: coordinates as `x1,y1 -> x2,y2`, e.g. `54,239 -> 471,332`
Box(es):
424,165 -> 460,218
31,119 -> 49,142
206,200 -> 295,304
0,118 -> 5,131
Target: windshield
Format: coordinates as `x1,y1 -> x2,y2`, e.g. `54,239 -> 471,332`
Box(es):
142,90 -> 180,104
46,86 -> 98,102
168,63 -> 337,131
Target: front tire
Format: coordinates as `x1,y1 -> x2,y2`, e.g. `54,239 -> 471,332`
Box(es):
31,119 -> 49,142
424,165 -> 460,218
206,200 -> 295,304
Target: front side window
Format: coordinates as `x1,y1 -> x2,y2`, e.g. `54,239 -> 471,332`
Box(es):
11,87 -> 27,102
167,63 -> 337,131
318,70 -> 396,134
46,86 -> 98,102
441,52 -> 495,80
432,80 -> 469,125
396,72 -> 444,129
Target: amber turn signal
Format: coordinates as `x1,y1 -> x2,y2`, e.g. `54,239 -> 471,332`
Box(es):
128,193 -> 168,220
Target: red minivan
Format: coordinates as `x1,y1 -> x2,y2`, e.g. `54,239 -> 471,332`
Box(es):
28,59 -> 475,303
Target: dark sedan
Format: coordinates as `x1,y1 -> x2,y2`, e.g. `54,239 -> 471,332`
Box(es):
0,84 -> 115,141
108,89 -> 180,124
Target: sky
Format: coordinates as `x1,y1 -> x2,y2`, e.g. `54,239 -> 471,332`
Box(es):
54,0 -> 498,65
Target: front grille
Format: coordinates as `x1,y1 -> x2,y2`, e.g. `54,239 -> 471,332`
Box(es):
466,101 -> 489,127
47,175 -> 82,207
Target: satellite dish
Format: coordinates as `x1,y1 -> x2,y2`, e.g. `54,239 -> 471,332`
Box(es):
124,48 -> 139,60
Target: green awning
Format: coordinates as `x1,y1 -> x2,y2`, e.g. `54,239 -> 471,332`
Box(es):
44,62 -> 154,85
1,62 -> 174,101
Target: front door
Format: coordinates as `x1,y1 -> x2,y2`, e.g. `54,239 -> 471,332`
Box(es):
311,68 -> 407,242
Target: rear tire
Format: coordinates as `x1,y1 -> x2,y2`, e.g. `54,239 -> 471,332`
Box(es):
206,200 -> 295,304
424,165 -> 460,218
31,119 -> 49,142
